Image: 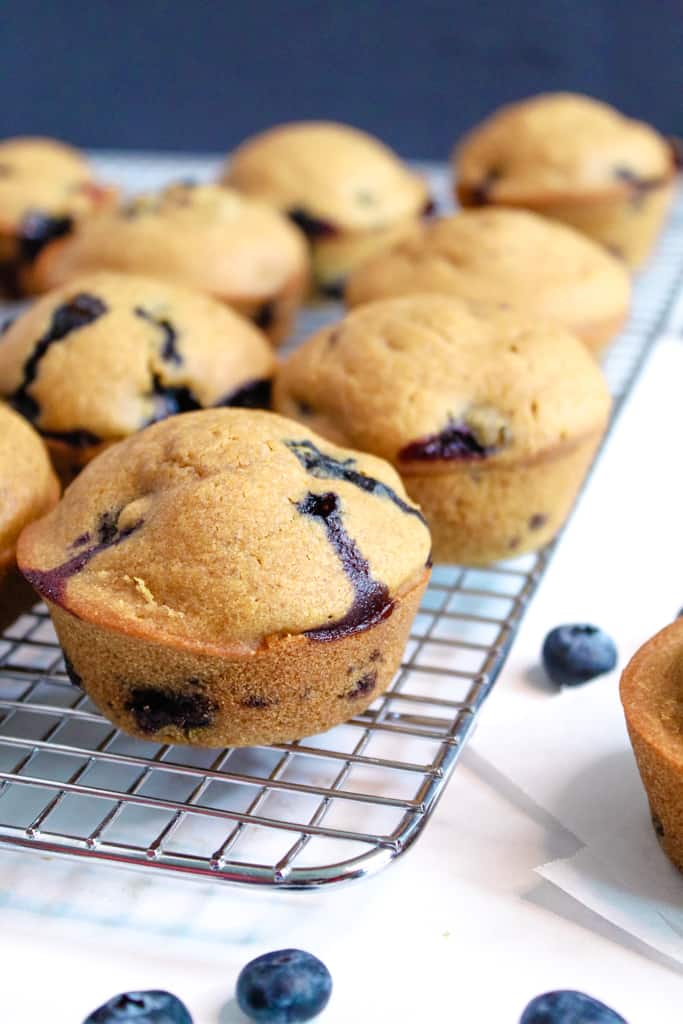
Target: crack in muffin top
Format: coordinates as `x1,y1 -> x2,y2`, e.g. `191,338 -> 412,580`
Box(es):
455,93 -> 674,203
17,409 -> 430,651
345,208 -> 631,328
273,294 -> 611,470
0,272 -> 276,446
224,122 -> 429,233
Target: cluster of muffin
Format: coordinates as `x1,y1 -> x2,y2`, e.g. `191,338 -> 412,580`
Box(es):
0,91 -> 678,753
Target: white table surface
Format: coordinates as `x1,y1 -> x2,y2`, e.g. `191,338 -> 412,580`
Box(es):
0,154 -> 681,1023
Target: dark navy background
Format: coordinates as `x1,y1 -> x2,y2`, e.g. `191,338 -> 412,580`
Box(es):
1,0 -> 681,160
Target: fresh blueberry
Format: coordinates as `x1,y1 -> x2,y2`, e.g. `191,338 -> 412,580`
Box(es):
236,948 -> 332,1023
82,990 -> 192,1023
542,624 -> 617,687
520,989 -> 627,1023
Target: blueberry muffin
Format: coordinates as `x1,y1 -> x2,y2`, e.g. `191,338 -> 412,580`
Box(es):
223,121 -> 430,297
0,137 -> 116,297
274,295 -> 611,565
621,618 -> 683,872
0,272 -> 276,479
0,403 -> 59,628
17,409 -> 431,747
27,183 -> 309,344
454,93 -> 677,268
346,208 -> 630,353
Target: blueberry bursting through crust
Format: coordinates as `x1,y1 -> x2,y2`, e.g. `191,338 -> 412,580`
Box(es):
287,207 -> 338,240
8,294 -> 272,446
125,684 -> 218,736
285,438 -> 426,523
18,211 -> 74,264
22,507 -> 144,604
10,292 -> 108,425
134,307 -> 182,365
287,439 -> 432,615
398,419 -> 499,461
136,307 -> 272,417
297,491 -> 394,641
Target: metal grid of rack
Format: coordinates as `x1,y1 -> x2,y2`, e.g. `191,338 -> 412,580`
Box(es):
0,161 -> 681,889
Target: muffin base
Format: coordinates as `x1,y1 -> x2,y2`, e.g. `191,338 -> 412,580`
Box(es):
457,179 -> 676,269
401,430 -> 603,565
621,619 -> 683,873
46,569 -> 429,747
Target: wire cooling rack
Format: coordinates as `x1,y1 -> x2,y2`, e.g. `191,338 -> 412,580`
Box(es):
0,160 -> 682,891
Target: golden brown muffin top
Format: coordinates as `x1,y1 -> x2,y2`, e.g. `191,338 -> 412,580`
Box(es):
345,208 -> 631,329
29,183 -> 309,304
0,403 -> 59,568
0,136 -> 114,234
455,93 -> 674,203
224,121 -> 429,233
18,409 -> 431,651
0,272 -> 276,452
621,619 -> 683,766
274,294 -> 611,471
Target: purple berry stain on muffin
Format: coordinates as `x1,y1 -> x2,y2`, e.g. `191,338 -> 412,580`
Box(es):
125,683 -> 217,735
469,167 -> 502,206
399,408 -> 509,462
528,513 -> 547,531
286,439 -> 427,524
288,207 -> 339,240
223,378 -> 272,409
147,375 -> 272,424
23,508 -> 143,604
343,671 -> 377,700
10,292 -> 107,423
614,166 -> 667,209
297,491 -> 393,641
135,307 -> 182,365
18,211 -> 74,264
147,377 -> 202,421
253,300 -> 276,331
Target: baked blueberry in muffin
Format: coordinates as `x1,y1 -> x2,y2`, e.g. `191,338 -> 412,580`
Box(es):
0,272 -> 276,477
223,121 -> 430,296
0,403 -> 59,628
345,207 -> 631,353
0,137 -> 116,297
274,294 -> 611,565
18,409 -> 431,747
26,183 -> 309,344
454,92 -> 677,267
